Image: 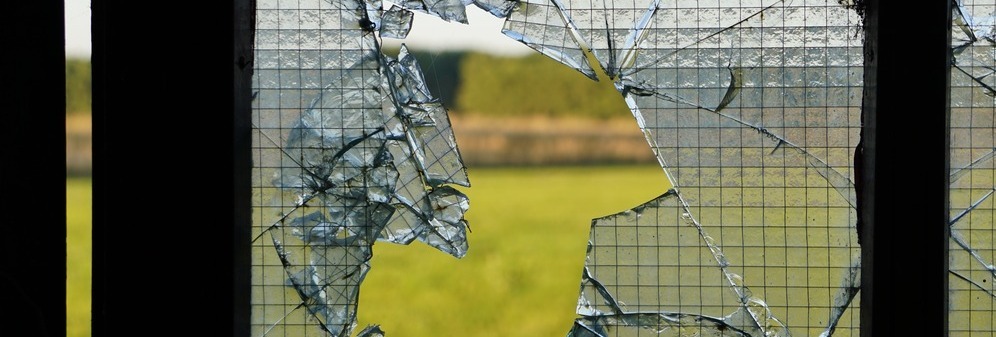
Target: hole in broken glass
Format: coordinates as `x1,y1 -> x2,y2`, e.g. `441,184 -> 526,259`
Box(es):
359,7 -> 668,335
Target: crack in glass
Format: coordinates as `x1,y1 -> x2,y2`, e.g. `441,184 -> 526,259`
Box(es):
502,1 -> 864,336
949,1 -> 996,335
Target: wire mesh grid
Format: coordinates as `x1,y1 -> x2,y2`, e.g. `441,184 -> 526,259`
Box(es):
252,0 -> 385,336
251,0 -> 474,336
950,1 -> 996,336
252,0 -> 865,336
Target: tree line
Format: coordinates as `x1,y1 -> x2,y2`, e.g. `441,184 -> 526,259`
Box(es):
375,49 -> 629,119
66,58 -> 91,115
452,52 -> 628,119
64,51 -> 631,118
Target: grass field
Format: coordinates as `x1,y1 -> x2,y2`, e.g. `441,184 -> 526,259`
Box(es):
67,165 -> 671,337
354,165 -> 670,336
67,178 -> 92,337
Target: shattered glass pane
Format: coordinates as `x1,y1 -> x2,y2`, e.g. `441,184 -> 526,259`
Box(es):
501,1 -> 865,336
251,0 -> 471,336
950,1 -> 996,335
253,0 -> 866,335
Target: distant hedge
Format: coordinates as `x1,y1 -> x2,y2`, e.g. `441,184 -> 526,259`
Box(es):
67,49 -> 635,118
405,50 -> 465,109
68,49 -> 632,118
66,58 -> 91,115
455,53 -> 629,118
387,49 -> 630,119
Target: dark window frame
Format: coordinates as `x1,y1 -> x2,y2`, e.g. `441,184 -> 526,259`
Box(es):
62,0 -> 955,335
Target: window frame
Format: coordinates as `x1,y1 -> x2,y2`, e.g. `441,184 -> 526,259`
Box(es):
80,0 -> 956,335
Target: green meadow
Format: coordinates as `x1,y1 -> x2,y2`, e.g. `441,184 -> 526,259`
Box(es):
355,165 -> 671,336
66,165 -> 671,337
67,178 -> 92,337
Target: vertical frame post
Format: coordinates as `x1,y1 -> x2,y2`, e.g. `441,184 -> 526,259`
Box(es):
93,1 -> 237,334
234,0 -> 255,335
860,0 -> 952,336
0,1 -> 66,335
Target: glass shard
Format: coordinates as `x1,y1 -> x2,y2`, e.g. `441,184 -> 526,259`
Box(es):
380,6 -> 414,39
357,325 -> 386,337
501,0 -> 598,79
398,0 -> 469,23
534,0 -> 662,79
387,46 -> 472,187
472,0 -> 517,18
252,0 -> 471,336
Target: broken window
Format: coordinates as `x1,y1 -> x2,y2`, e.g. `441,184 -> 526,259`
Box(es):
950,0 -> 996,335
250,1 -> 865,336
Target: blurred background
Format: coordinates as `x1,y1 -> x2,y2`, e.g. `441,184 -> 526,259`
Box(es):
65,4 -> 673,337
66,1 -> 92,337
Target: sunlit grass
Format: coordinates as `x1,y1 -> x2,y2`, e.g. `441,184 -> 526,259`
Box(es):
356,165 -> 670,336
67,178 -> 92,337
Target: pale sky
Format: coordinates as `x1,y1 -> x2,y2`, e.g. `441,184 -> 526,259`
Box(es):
65,0 -> 91,57
63,2 -> 532,57
381,6 -> 534,56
